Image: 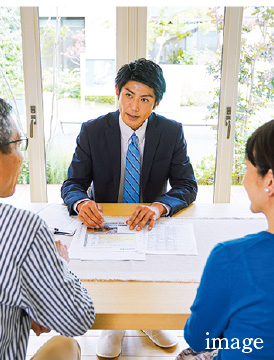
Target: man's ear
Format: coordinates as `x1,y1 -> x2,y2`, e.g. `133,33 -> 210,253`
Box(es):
153,101 -> 160,110
115,85 -> 119,98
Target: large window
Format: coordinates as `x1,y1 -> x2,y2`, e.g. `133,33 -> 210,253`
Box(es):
231,7 -> 274,202
147,7 -> 224,202
39,5 -> 116,201
146,6 -> 273,203
1,6 -> 273,205
0,7 -> 30,202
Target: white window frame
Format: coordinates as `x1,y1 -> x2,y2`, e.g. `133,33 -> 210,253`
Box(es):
20,7 -> 47,202
118,6 -> 244,203
116,7 -> 147,72
19,6 -> 244,204
214,7 -> 243,202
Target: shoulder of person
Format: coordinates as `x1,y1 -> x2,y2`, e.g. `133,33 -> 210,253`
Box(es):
0,202 -> 42,224
0,203 -> 48,250
213,231 -> 271,260
82,110 -> 119,130
149,112 -> 183,130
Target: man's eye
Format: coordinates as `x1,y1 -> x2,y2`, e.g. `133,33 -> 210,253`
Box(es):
126,93 -> 132,97
141,98 -> 148,102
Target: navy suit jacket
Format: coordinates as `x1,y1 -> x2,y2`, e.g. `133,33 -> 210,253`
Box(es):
61,110 -> 197,216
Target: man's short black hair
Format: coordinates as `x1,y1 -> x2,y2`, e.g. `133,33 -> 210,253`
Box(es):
115,58 -> 166,105
0,98 -> 13,154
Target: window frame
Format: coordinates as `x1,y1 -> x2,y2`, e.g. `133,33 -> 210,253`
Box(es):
20,7 -> 47,202
20,6 -> 244,203
213,7 -> 243,202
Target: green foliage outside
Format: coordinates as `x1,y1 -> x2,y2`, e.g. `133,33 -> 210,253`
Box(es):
18,143 -> 72,185
169,49 -> 198,65
85,95 -> 115,106
1,8 -> 115,185
46,146 -> 72,184
148,6 -> 273,186
0,8 -> 24,96
194,155 -> 216,185
18,159 -> 30,184
18,159 -> 70,185
2,7 -> 274,186
42,68 -> 115,104
147,7 -> 217,63
205,6 -> 274,185
42,68 -> 81,98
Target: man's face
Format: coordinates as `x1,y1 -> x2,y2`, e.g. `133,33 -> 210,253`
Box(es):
0,119 -> 23,197
116,81 -> 158,131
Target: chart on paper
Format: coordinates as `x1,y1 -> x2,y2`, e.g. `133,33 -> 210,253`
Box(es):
146,221 -> 197,255
70,219 -> 146,260
69,217 -> 197,260
84,222 -> 144,253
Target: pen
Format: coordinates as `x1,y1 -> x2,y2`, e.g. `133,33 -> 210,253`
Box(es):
50,228 -> 76,236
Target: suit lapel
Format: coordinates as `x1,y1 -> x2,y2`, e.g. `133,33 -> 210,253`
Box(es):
142,113 -> 161,196
105,111 -> 121,201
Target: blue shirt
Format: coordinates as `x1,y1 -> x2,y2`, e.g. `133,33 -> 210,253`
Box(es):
184,231 -> 274,359
0,203 -> 95,359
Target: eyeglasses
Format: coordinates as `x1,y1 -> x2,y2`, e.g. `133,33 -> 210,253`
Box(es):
1,136 -> 29,151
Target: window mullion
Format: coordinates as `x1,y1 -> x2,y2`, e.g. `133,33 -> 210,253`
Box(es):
116,7 -> 147,73
214,7 -> 243,203
20,7 -> 47,202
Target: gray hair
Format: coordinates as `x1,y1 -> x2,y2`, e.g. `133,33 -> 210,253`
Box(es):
0,98 -> 13,154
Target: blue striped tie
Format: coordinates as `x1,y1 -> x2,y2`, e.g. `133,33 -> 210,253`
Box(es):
123,133 -> 140,203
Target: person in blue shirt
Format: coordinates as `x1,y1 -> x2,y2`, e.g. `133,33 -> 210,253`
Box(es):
176,119 -> 274,360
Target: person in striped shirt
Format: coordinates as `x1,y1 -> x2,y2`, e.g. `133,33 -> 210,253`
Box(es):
0,97 -> 95,360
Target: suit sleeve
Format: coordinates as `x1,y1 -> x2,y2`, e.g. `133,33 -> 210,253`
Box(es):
21,219 -> 95,336
154,123 -> 197,215
184,243 -> 231,352
61,123 -> 93,215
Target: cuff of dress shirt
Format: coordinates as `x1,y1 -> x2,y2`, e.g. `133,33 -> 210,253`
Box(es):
152,202 -> 171,216
73,198 -> 90,214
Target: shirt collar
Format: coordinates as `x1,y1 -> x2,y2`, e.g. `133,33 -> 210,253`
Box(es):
119,114 -> 147,144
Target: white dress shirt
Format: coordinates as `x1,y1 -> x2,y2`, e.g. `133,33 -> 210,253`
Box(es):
74,115 -> 170,215
118,115 -> 170,215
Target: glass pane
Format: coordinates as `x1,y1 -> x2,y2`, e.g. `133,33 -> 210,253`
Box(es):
0,7 -> 30,203
147,7 -> 224,203
231,6 -> 274,203
39,5 -> 116,202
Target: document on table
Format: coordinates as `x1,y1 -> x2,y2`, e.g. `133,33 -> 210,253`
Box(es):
37,203 -> 79,234
145,219 -> 198,255
69,216 -> 198,260
69,218 -> 146,260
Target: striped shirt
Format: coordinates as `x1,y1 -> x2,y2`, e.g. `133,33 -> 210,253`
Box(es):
0,203 -> 95,360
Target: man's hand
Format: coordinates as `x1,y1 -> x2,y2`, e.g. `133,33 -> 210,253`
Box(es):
77,200 -> 104,228
127,203 -> 166,231
31,320 -> 51,336
55,240 -> 70,262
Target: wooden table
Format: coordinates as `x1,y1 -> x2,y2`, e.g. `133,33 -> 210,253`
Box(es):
23,202 -> 265,330
78,203 -> 265,330
81,203 -> 196,330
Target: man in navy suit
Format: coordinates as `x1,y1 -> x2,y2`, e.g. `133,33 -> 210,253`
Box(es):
61,58 -> 197,357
